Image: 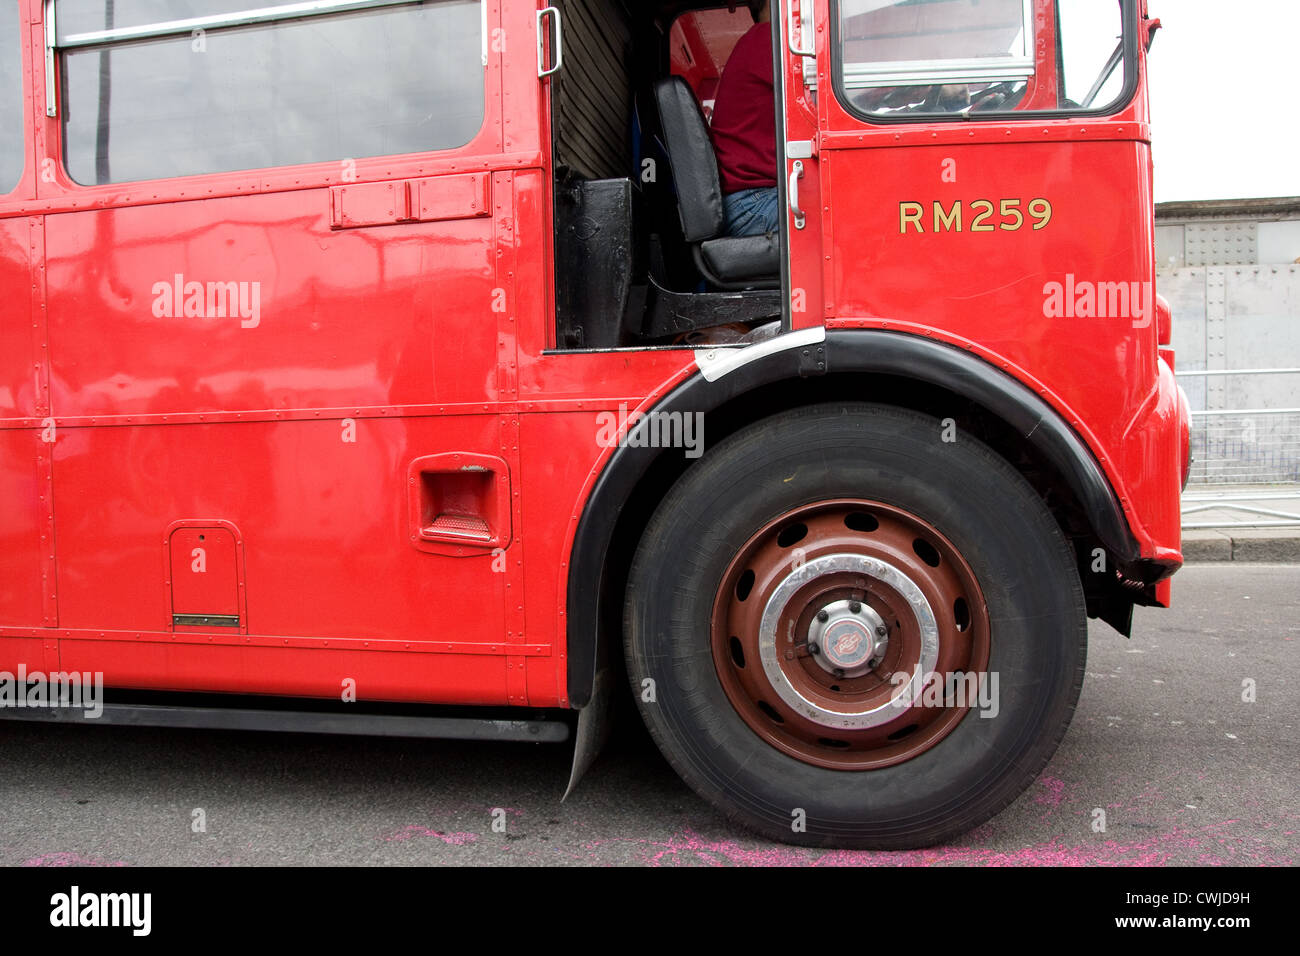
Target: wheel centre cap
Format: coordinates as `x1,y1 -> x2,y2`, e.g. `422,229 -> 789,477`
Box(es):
824,619 -> 872,668
809,598 -> 888,677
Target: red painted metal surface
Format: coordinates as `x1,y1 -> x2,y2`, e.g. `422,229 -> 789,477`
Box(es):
0,0 -> 1184,712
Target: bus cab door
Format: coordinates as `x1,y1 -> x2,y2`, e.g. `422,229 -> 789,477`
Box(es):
777,0 -> 828,333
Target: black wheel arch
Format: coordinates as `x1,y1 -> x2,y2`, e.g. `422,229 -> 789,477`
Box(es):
564,328 -> 1143,708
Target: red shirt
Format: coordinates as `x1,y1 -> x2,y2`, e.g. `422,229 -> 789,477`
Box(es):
710,22 -> 777,195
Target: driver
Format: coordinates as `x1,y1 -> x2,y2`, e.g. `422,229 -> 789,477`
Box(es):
710,0 -> 779,237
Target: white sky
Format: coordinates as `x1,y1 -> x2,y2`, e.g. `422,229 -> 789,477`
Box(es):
1148,0 -> 1300,202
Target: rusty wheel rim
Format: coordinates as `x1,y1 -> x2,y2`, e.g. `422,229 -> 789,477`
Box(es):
710,499 -> 991,770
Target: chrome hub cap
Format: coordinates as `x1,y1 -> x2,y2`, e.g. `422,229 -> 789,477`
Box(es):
711,500 -> 991,770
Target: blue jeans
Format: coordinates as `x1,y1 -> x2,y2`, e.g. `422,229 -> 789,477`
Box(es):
724,187 -> 779,237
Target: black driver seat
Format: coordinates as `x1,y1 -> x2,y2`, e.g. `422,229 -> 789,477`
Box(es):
651,76 -> 780,291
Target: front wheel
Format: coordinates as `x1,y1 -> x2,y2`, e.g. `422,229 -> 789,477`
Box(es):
624,402 -> 1087,849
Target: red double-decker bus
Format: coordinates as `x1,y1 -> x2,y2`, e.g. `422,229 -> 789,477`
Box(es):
0,0 -> 1188,848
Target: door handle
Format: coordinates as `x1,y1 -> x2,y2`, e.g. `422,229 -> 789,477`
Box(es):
538,6 -> 564,78
408,453 -> 512,556
789,160 -> 806,231
788,0 -> 815,58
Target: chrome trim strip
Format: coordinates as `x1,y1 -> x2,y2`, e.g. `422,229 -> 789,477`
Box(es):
56,0 -> 424,49
693,327 -> 825,383
173,613 -> 241,628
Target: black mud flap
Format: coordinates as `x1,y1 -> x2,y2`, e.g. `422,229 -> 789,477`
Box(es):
562,667 -> 614,800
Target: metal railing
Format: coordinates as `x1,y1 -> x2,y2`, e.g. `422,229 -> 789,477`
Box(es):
1176,368 -> 1300,529
1177,368 -> 1300,486
1181,489 -> 1300,530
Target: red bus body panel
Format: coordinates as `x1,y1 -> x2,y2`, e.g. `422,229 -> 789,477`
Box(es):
0,0 -> 1182,709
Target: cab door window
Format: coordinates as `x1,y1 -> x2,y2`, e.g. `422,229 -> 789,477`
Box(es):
833,0 -> 1134,119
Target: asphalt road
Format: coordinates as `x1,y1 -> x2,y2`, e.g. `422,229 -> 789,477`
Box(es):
1,564 -> 1295,866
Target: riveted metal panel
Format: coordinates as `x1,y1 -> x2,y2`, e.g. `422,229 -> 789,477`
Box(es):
1205,268 -> 1227,409
1154,224 -> 1185,271
1185,221 -> 1257,267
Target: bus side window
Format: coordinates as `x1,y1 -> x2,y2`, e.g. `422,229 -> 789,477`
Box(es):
0,3 -> 23,195
57,0 -> 487,186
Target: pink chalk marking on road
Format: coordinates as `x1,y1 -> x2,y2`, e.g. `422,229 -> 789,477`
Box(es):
383,825 -> 479,846
578,820 -> 1294,867
1033,775 -> 1067,809
21,852 -> 125,867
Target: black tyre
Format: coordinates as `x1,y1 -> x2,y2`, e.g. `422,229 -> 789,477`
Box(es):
623,402 -> 1087,849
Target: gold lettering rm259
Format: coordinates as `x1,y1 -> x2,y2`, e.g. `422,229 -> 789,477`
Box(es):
899,198 -> 1053,235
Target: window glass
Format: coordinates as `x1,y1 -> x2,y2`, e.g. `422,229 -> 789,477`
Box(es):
1057,0 -> 1126,110
62,1 -> 485,185
836,0 -> 1131,119
1,3 -> 24,193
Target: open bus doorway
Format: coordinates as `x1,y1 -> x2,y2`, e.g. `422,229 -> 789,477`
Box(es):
549,1 -> 788,351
